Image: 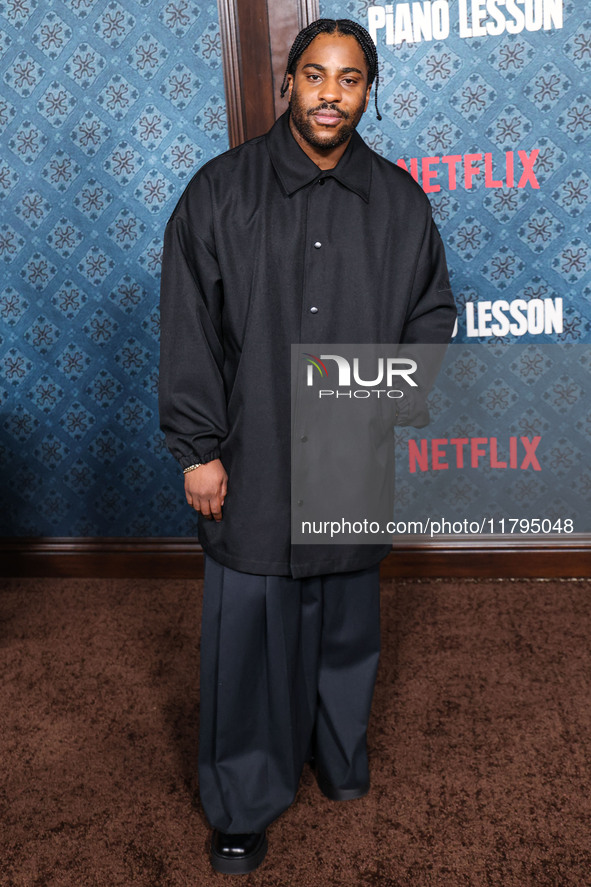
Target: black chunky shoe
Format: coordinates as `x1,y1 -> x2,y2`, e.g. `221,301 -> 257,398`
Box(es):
210,829 -> 268,874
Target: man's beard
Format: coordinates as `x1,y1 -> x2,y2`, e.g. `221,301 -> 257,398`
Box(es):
289,88 -> 365,151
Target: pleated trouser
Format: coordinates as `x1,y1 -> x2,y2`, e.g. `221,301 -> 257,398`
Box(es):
198,553 -> 381,833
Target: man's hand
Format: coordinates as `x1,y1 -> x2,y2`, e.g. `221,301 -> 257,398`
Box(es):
184,459 -> 228,521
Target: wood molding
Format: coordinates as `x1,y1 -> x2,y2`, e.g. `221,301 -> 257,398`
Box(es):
384,535 -> 591,579
273,0 -> 320,114
267,0 -> 300,118
236,0 -> 277,139
1,538 -> 205,580
296,0 -> 320,30
2,537 -> 589,580
217,0 -> 276,146
217,0 -> 247,146
217,0 -> 321,146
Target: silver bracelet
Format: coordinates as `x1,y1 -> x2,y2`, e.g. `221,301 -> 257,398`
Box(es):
182,462 -> 202,474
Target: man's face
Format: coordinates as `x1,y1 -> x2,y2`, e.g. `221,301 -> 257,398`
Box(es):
287,32 -> 371,152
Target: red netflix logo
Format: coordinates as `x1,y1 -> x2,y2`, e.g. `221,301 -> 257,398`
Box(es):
409,436 -> 542,472
396,149 -> 540,193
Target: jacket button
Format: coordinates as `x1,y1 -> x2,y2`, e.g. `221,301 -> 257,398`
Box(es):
314,241 -> 321,248
310,306 -> 318,314
300,435 -> 307,442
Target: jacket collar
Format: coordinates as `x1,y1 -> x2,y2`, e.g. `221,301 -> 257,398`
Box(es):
266,109 -> 372,202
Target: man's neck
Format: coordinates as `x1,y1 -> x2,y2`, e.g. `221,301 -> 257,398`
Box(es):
288,116 -> 351,170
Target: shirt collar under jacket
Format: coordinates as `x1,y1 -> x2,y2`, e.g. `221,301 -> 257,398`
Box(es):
265,108 -> 372,203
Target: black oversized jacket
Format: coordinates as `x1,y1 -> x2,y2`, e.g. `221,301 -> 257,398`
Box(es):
158,109 -> 456,577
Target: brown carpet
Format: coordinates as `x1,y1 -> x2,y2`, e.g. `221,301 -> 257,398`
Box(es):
1,576 -> 590,886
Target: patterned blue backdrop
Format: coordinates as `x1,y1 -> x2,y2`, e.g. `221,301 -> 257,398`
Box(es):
1,0 -> 590,536
0,0 -> 227,536
319,0 -> 590,342
315,0 -> 591,535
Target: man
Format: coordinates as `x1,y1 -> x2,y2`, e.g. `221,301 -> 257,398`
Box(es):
159,18 -> 456,875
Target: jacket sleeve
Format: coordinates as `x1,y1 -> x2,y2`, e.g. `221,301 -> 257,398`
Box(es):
395,208 -> 457,427
402,206 -> 456,345
158,213 -> 228,470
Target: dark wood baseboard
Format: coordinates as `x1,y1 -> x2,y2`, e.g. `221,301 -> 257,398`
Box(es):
1,536 -> 590,580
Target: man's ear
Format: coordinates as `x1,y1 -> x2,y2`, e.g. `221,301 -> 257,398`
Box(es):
363,83 -> 371,113
286,73 -> 294,101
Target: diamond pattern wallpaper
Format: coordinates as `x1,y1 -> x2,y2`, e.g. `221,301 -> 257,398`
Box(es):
315,0 -> 591,533
1,0 -> 590,537
318,0 -> 590,343
0,0 -> 227,536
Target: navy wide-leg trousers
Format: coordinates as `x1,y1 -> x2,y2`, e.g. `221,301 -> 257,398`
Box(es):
198,553 -> 381,833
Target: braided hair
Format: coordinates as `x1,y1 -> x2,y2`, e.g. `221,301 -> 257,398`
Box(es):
280,18 -> 382,121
